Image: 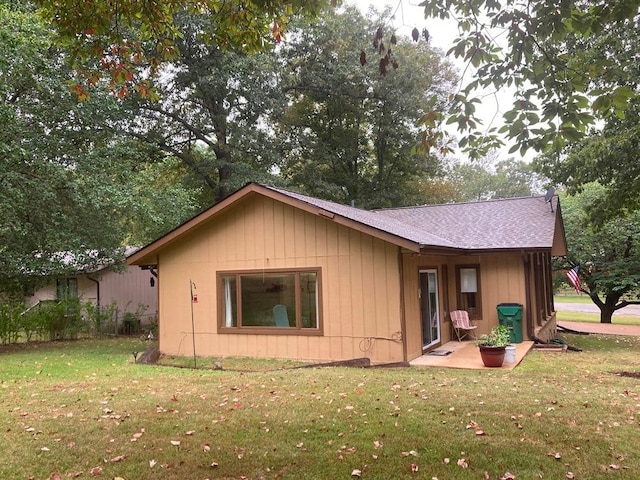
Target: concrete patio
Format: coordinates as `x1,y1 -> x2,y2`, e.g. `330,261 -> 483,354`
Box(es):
410,340 -> 534,370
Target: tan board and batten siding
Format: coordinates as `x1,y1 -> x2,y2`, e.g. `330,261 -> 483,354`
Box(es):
154,194 -> 405,363
401,252 -> 526,362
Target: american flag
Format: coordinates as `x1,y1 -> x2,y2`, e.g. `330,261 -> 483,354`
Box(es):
566,265 -> 581,293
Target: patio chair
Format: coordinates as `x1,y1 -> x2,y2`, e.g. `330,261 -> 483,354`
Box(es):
450,310 -> 477,341
273,304 -> 290,327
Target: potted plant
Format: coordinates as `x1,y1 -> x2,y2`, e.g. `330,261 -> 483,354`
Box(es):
476,325 -> 510,367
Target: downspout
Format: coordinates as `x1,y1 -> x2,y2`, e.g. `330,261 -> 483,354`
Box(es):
88,275 -> 100,311
397,249 -> 408,362
523,253 -> 534,340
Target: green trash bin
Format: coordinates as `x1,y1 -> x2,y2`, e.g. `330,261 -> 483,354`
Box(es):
496,303 -> 523,343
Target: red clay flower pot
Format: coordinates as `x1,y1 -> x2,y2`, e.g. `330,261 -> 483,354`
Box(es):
479,345 -> 506,367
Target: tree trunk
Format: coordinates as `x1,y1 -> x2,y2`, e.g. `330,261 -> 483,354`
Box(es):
599,308 -> 614,324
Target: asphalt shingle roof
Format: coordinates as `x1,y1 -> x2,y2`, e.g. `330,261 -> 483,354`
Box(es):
268,186 -> 559,251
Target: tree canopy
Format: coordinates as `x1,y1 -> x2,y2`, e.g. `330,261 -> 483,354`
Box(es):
559,184 -> 640,323
418,0 -> 640,157
278,6 -> 457,208
0,4 -> 199,294
535,19 -> 640,222
34,0 -> 334,96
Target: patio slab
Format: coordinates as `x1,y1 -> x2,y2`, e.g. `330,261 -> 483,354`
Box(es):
410,340 -> 534,370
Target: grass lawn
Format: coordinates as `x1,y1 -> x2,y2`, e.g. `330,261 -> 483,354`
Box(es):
554,293 -> 595,304
2,337 -> 639,479
554,294 -> 640,324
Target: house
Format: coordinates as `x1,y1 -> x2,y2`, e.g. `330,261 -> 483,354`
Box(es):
27,247 -> 157,333
127,183 -> 566,364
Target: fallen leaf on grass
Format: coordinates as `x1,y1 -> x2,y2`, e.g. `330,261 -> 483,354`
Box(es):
566,473 -> 574,479
90,466 -> 102,476
457,458 -> 468,468
499,473 -> 515,480
351,469 -> 362,477
547,452 -> 561,459
149,459 -> 157,468
411,463 -> 419,473
170,440 -> 181,446
108,454 -> 126,463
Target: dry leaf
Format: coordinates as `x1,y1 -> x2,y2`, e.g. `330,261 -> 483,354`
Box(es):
90,466 -> 102,476
211,461 -> 219,468
149,459 -> 157,468
50,473 -> 62,480
186,430 -> 195,435
170,440 -> 181,446
443,458 -> 450,464
203,444 -> 211,452
351,469 -> 362,477
566,473 -> 575,479
547,452 -> 561,459
411,463 -> 419,473
500,473 -> 515,480
109,454 -> 126,463
475,430 -> 485,436
457,458 -> 468,468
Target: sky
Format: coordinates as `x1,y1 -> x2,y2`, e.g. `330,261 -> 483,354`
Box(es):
349,0 -> 457,54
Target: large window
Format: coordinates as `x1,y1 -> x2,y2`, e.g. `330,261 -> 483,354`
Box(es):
218,269 -> 321,333
456,265 -> 482,319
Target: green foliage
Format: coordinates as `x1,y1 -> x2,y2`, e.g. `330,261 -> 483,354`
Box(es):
278,6 -> 456,208
448,154 -> 547,202
419,0 -> 640,157
557,184 -> 640,322
0,5 -> 200,291
0,298 -> 88,343
0,301 -> 23,344
476,324 -> 510,347
34,0 -> 332,97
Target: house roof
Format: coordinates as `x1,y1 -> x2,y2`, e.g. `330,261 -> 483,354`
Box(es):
128,183 -> 566,266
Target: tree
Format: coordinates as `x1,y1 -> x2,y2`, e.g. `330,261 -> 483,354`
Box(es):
0,4 -> 198,294
34,0 -> 333,96
559,184 -> 640,323
278,6 -> 457,208
417,0 -> 640,157
117,10 -> 288,203
535,22 -> 640,222
449,155 -> 546,202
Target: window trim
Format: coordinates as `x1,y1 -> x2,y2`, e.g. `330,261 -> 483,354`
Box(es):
217,267 -> 323,335
455,264 -> 482,320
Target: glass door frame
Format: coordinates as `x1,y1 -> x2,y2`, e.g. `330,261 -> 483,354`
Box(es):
419,268 -> 440,350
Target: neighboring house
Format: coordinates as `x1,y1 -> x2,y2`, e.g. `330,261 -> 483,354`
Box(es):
128,183 -> 567,364
27,247 -> 157,330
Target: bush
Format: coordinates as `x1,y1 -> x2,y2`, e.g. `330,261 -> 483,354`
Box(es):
0,301 -> 23,344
